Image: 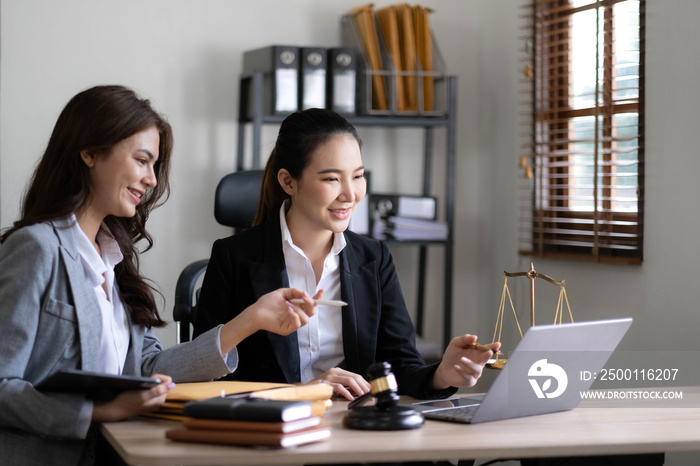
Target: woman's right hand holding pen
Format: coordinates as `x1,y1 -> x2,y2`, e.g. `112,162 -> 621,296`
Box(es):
218,288 -> 319,355
250,288 -> 320,335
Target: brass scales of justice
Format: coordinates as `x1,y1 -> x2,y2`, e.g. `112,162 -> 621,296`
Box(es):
485,262 -> 574,370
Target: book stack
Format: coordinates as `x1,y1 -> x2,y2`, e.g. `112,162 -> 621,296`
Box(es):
369,194 -> 447,241
165,397 -> 331,449
372,214 -> 448,241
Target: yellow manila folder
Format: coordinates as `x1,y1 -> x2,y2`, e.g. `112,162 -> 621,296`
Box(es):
149,381 -> 334,420
396,3 -> 417,111
250,382 -> 333,401
247,382 -> 334,417
376,5 -> 406,111
349,3 -> 388,111
166,381 -> 289,402
166,380 -> 333,402
413,5 -> 434,111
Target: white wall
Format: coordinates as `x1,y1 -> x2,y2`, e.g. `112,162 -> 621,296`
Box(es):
0,0 -> 480,350
3,0 -> 699,353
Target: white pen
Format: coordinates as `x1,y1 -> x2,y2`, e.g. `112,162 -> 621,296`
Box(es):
289,298 -> 347,307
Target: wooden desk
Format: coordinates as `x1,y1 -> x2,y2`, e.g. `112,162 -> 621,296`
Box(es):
101,387 -> 700,465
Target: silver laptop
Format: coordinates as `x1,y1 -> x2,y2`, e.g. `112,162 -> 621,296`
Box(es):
412,318 -> 633,424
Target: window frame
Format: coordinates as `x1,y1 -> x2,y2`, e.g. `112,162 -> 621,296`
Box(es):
520,0 -> 645,264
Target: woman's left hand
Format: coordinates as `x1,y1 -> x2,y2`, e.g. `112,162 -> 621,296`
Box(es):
431,334 -> 501,390
312,367 -> 372,400
91,374 -> 175,422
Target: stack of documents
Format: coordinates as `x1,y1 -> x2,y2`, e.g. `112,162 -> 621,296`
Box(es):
148,380 -> 333,421
373,214 -> 448,241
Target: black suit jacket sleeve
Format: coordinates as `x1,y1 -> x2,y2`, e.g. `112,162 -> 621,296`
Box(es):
193,216 -> 456,400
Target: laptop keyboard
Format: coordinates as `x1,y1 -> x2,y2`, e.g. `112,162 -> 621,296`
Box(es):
424,404 -> 480,423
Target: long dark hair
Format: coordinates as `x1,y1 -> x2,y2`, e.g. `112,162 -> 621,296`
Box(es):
0,85 -> 173,328
253,108 -> 362,225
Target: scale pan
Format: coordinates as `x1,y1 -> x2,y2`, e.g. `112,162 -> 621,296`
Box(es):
485,357 -> 507,370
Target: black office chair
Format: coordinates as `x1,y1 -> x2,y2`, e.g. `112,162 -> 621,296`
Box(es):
173,170 -> 263,343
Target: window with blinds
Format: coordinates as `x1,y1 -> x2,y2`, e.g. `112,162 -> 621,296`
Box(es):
518,0 -> 644,264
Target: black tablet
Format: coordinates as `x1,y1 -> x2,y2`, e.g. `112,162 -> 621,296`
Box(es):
36,369 -> 161,401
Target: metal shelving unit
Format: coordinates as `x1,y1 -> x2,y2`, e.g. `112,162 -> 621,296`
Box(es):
236,71 -> 457,350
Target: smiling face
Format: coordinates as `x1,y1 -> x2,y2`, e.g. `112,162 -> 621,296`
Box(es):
280,133 -> 366,239
81,126 -> 160,226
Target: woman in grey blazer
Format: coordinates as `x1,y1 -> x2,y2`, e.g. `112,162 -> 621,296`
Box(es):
0,85 -> 317,466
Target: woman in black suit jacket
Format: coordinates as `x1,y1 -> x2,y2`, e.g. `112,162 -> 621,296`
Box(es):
194,108 -> 499,400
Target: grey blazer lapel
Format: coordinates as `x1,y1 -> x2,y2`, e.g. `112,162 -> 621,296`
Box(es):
122,310 -> 140,375
52,219 -> 102,372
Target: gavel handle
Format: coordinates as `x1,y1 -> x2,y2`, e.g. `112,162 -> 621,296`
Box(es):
348,391 -> 372,410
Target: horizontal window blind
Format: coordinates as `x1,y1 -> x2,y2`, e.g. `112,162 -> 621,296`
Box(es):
518,0 -> 645,264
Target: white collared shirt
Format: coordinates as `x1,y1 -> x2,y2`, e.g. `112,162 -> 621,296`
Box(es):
279,203 -> 346,382
71,216 -> 130,375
